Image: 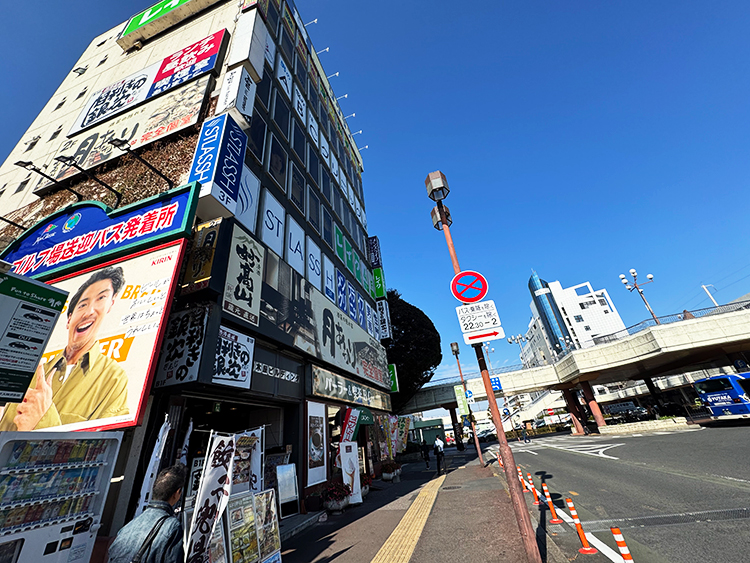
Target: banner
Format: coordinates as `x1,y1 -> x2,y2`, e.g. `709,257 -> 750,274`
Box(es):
306,401 -> 327,486
454,385 -> 470,416
388,415 -> 399,459
179,418 -> 193,467
227,491 -> 260,563
341,408 -> 360,442
233,426 -> 264,494
186,433 -> 235,563
340,441 -> 362,504
396,417 -> 411,453
0,241 -> 184,432
135,414 -> 171,516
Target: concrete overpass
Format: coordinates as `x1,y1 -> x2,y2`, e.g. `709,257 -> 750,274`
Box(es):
404,302 -> 750,431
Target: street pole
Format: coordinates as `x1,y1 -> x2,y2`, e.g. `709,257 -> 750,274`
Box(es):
453,347 -> 484,465
701,284 -> 719,307
637,288 -> 660,324
428,172 -> 542,563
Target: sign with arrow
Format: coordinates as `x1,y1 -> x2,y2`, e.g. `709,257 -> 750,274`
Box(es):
463,328 -> 505,345
456,300 -> 505,344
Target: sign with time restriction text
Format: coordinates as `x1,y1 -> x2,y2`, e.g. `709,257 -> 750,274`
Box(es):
457,300 -> 505,345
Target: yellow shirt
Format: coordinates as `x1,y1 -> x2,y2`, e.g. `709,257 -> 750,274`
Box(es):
0,342 -> 129,431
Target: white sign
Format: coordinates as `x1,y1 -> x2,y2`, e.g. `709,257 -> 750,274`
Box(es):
323,255 -> 336,303
306,236 -> 322,290
456,300 -> 501,334
259,188 -> 285,256
292,83 -> 306,121
285,215 -> 305,275
307,401 -> 327,486
236,165 -> 260,233
377,299 -> 392,340
264,32 -> 276,68
212,325 -> 255,388
308,115 -> 319,148
275,56 -> 292,99
463,326 -> 505,345
340,441 -> 362,504
224,225 -> 265,326
216,65 -> 257,127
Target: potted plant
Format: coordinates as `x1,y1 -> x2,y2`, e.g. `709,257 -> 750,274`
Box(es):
361,473 -> 373,497
323,481 -> 351,513
380,461 -> 401,481
304,492 -> 322,512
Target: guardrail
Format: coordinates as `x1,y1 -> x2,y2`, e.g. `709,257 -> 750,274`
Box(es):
593,300 -> 750,345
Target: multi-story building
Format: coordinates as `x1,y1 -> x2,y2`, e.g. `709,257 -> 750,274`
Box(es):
0,2 -> 397,560
521,271 -> 626,366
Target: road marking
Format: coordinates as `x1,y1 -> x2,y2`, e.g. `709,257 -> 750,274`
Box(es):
713,474 -> 750,485
544,443 -> 623,459
516,449 -> 538,455
555,507 -> 622,562
569,491 -> 579,496
370,475 -> 445,563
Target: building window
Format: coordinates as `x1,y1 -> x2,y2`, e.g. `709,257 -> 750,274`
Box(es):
247,111 -> 267,163
574,315 -> 583,322
24,136 -> 40,152
292,120 -> 306,164
272,91 -> 290,140
53,98 -> 66,111
14,176 -> 31,194
288,163 -> 305,213
584,326 -> 591,331
76,87 -> 88,100
322,208 -> 333,249
49,127 -> 62,141
267,134 -> 287,191
97,55 -> 108,67
320,169 -> 332,203
308,147 -> 319,186
308,187 -> 321,233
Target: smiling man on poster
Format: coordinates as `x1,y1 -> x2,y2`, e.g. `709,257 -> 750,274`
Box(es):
0,266 -> 130,431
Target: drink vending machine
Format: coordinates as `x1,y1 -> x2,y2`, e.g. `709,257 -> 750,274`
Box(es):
0,431 -> 121,563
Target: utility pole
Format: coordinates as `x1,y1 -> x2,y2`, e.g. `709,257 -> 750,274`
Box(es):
701,284 -> 719,307
427,171 -> 542,563
451,342 -> 484,465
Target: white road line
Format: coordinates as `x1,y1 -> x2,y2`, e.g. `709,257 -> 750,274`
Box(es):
516,449 -> 539,455
544,443 -> 622,460
712,474 -> 750,484
554,508 -> 622,562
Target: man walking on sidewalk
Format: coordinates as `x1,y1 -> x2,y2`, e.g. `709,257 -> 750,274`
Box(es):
108,465 -> 187,563
434,435 -> 445,475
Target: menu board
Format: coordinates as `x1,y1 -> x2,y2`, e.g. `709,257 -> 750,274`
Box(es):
227,491 -> 260,563
254,489 -> 281,560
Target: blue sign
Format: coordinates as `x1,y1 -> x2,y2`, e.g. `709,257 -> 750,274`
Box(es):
491,377 -> 502,391
503,408 -> 510,416
1,184 -> 198,279
188,113 -> 247,208
336,269 -> 347,311
347,281 -> 357,321
357,294 -> 366,329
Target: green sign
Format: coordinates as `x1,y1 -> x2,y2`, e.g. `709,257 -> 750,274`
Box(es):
388,364 -> 399,393
123,0 -> 195,37
334,225 -> 345,262
454,385 -> 470,416
0,270 -> 68,401
353,252 -> 362,284
345,240 -> 354,274
369,270 -> 377,299
373,268 -> 386,299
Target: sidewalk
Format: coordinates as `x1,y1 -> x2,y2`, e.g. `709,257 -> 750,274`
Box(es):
280,447 -> 545,563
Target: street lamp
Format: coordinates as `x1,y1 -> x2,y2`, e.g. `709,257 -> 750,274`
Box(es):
426,170 -> 542,563
14,160 -> 83,201
54,156 -> 122,208
506,334 -> 527,362
109,138 -> 174,189
619,269 -> 659,324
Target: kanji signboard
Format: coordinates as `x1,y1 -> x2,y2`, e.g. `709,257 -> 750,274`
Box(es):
450,270 -> 489,304
456,299 -> 504,345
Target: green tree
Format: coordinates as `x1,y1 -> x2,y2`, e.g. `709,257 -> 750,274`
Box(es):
384,289 -> 442,413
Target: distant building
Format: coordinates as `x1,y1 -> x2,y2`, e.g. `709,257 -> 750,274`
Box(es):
521,271 -> 626,366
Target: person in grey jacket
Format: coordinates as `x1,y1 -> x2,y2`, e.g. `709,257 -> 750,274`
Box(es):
108,465 -> 187,563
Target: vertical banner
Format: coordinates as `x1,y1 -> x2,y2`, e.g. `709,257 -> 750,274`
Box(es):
178,418 -> 193,466
186,433 -> 235,563
396,417 -> 410,454
307,401 -> 327,486
341,408 -> 360,442
233,427 -> 264,494
388,364 -> 399,393
388,415 -> 399,459
135,415 -> 171,516
340,441 -> 362,504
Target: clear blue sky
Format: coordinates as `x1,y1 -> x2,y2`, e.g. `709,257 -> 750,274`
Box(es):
3,1 -> 750,383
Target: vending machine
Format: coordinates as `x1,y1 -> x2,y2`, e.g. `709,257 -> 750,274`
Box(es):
0,431 -> 121,563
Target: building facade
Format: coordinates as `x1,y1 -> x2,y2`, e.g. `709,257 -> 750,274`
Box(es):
0,1 -> 398,559
521,271 -> 626,367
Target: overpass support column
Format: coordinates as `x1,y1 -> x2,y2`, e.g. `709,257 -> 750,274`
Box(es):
643,377 -> 664,406
448,407 -> 465,451
561,388 -> 586,435
579,381 -> 607,428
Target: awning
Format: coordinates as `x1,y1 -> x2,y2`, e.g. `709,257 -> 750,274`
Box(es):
356,407 -> 375,425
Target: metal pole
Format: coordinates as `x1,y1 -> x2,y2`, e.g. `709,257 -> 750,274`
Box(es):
455,353 -> 484,465
474,344 -> 543,563
437,201 -> 461,275
637,286 -> 660,324
701,284 -> 719,307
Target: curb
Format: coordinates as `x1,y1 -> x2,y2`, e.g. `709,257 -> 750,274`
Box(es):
597,417 -> 689,434
487,458 -> 568,563
279,511 -> 322,544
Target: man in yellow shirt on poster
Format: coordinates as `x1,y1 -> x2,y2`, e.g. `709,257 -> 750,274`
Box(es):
0,266 -> 130,431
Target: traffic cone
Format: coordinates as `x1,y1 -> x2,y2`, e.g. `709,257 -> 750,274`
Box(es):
565,498 -> 597,554
541,482 -> 563,524
611,527 -> 634,561
527,473 -> 541,505
517,467 -> 530,492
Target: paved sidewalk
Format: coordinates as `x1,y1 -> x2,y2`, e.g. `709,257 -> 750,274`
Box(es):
280,448 -> 544,563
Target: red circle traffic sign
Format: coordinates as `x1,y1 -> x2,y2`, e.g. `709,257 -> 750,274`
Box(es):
546,409 -> 555,416
450,270 -> 489,303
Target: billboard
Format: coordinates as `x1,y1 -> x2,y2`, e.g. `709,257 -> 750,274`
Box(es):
0,241 -> 185,432
36,77 -> 211,193
72,30 -> 227,135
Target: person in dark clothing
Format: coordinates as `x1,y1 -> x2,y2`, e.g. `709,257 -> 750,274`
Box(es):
108,465 -> 187,563
420,440 -> 431,469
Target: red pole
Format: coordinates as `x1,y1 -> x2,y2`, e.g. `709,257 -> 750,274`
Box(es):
455,353 -> 484,465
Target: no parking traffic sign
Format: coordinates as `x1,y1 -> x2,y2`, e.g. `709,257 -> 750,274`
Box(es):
450,270 -> 489,303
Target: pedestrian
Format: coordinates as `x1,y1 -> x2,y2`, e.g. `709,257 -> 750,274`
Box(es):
108,465 -> 187,563
434,435 -> 445,475
420,440 -> 431,469
522,426 -> 531,444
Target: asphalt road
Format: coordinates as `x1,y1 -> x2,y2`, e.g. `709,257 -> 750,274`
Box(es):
503,425 -> 750,562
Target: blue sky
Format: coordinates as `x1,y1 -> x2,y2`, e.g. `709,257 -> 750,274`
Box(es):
3,1 -> 750,385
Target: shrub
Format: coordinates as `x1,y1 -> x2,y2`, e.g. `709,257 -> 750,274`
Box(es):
361,473 -> 373,487
381,460 -> 401,473
323,481 -> 351,502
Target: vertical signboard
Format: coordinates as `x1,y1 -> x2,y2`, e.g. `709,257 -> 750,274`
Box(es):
323,255 -> 336,303
216,65 -> 257,128
388,364 -> 399,393
213,325 -> 255,388
223,224 -> 265,326
307,401 -> 327,486
373,267 -> 386,299
378,299 -> 393,340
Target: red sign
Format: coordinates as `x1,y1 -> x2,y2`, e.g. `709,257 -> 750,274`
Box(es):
450,270 -> 489,303
153,29 -> 226,85
547,409 -> 555,416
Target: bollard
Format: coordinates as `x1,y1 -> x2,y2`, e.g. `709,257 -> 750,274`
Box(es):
611,527 -> 634,561
565,498 -> 598,554
517,467 -> 530,492
541,482 -> 563,524
526,473 -> 541,505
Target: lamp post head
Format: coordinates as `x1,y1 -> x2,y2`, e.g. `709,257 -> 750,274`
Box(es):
54,155 -> 75,166
430,205 -> 451,230
450,342 -> 460,356
619,274 -> 626,280
629,268 -> 637,277
647,273 -> 654,280
109,138 -> 131,151
425,170 -> 450,202
507,337 -> 512,344
14,161 -> 35,171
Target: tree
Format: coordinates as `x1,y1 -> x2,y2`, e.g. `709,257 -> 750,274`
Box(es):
384,289 -> 442,413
